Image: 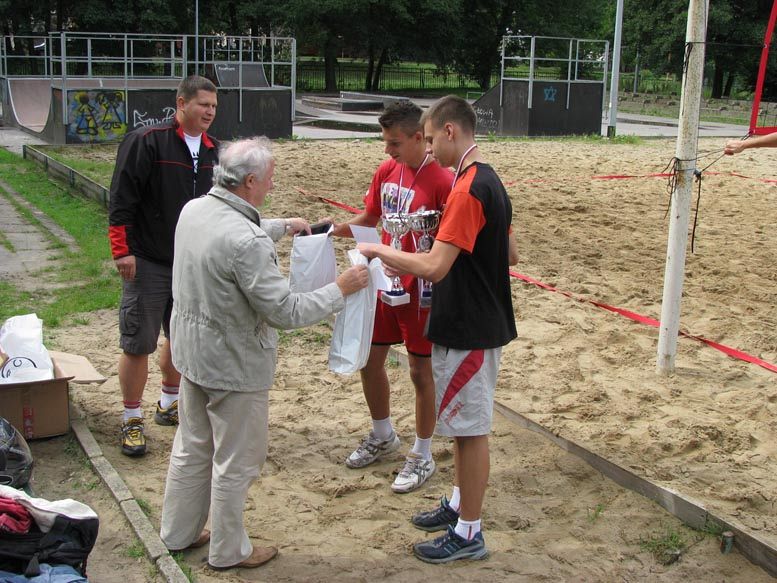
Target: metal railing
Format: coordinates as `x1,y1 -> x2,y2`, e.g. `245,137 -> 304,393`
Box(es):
500,35 -> 609,111
0,32 -> 297,121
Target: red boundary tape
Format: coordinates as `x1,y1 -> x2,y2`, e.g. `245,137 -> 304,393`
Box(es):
301,187 -> 777,375
503,170 -> 777,187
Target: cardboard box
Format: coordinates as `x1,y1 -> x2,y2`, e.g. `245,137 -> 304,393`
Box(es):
0,351 -> 106,439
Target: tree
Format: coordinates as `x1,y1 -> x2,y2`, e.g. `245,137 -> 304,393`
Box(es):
449,0 -> 610,90
622,0 -> 772,98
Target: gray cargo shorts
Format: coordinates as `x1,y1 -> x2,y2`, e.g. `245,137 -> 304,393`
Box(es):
119,256 -> 173,355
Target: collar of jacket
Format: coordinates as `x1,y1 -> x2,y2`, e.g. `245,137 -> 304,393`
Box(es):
207,185 -> 262,226
174,118 -> 216,149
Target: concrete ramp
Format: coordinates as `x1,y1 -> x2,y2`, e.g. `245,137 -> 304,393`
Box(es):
7,79 -> 52,132
473,80 -> 602,137
214,62 -> 269,88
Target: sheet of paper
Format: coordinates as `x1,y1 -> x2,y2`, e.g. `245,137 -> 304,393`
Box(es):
350,224 -> 381,245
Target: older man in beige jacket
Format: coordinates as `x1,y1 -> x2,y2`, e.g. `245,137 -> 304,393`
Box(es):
159,137 -> 368,571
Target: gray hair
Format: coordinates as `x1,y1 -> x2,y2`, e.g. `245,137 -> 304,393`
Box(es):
213,137 -> 274,188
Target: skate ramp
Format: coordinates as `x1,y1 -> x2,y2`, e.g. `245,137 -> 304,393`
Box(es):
213,62 -> 269,88
7,79 -> 53,132
473,80 -> 603,137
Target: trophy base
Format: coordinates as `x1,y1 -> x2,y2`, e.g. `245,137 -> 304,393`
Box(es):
419,292 -> 432,309
380,291 -> 410,306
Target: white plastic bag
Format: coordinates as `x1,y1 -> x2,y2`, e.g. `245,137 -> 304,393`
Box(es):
289,228 -> 336,293
0,314 -> 54,384
328,250 -> 383,374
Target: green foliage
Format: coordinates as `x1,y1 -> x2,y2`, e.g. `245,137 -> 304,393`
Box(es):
125,540 -> 146,559
136,497 -> 153,517
171,552 -> 195,582
0,229 -> 14,252
587,503 -> 605,523
640,527 -> 686,565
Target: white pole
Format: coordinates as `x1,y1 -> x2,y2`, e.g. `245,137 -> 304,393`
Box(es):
195,0 -> 199,74
607,0 -> 624,137
656,0 -> 709,375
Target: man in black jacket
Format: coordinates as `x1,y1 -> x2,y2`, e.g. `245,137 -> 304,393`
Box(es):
108,75 -> 218,456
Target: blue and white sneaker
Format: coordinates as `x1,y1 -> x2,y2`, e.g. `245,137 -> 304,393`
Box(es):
413,525 -> 488,563
410,496 -> 459,532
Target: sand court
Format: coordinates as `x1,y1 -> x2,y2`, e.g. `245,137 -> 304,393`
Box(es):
39,136 -> 776,581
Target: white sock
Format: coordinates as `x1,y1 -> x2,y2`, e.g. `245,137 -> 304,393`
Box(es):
454,518 -> 481,540
160,383 -> 179,409
411,436 -> 432,461
123,406 -> 142,423
372,417 -> 394,441
449,486 -> 461,511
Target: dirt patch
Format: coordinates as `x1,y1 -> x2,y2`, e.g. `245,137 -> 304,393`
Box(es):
27,435 -> 161,582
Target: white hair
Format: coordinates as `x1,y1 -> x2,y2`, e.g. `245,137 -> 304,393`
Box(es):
213,137 -> 273,188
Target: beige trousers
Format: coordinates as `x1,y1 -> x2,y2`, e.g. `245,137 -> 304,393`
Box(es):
159,376 -> 269,567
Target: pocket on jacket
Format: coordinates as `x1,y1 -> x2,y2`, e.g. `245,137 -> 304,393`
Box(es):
119,297 -> 140,336
256,323 -> 277,349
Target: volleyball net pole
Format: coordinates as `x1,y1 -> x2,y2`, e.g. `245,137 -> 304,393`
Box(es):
656,0 -> 710,375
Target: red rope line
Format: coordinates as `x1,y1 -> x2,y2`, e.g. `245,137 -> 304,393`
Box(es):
503,170 -> 777,187
299,186 -> 777,375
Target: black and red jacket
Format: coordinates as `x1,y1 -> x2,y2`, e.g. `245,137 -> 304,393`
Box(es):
108,120 -> 219,266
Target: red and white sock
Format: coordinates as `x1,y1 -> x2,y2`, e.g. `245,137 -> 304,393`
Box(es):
160,383 -> 179,410
454,518 -> 481,541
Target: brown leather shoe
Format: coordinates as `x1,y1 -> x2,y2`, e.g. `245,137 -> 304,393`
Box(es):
208,545 -> 278,570
186,529 -> 210,549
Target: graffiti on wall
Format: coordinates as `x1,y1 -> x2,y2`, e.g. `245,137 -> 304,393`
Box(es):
67,90 -> 127,143
132,106 -> 176,129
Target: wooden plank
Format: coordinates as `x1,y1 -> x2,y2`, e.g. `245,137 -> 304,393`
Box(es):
493,401 -> 777,578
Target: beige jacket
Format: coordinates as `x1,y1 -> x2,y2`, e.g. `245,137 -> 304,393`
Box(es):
171,186 -> 344,391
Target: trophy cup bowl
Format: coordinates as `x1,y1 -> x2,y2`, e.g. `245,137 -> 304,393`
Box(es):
380,213 -> 411,306
407,210 -> 441,308
408,210 -> 441,253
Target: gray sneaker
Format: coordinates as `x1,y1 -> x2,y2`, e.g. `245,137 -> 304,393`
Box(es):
391,452 -> 436,493
345,431 -> 401,468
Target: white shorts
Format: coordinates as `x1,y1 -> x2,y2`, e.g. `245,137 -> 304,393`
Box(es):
432,345 -> 502,437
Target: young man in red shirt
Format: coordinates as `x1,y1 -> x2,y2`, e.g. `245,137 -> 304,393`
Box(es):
359,95 -> 518,562
333,101 -> 453,493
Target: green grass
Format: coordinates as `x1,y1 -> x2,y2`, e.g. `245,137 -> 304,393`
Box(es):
279,327 -> 331,346
136,497 -> 153,517
0,149 -> 119,327
42,145 -> 117,185
171,552 -> 195,582
125,540 -> 146,559
587,503 -> 605,523
0,229 -> 14,251
640,527 -> 686,565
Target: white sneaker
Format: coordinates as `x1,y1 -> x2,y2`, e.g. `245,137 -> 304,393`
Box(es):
345,431 -> 401,468
391,452 -> 436,493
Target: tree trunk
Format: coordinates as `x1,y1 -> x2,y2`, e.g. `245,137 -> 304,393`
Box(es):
371,47 -> 387,91
723,73 -> 734,98
365,44 -> 375,92
324,35 -> 338,92
711,57 -> 724,99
